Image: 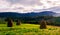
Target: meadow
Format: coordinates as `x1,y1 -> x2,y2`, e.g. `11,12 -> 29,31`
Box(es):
0,22 -> 60,35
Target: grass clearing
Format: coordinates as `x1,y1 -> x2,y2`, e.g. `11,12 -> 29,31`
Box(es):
0,24 -> 60,35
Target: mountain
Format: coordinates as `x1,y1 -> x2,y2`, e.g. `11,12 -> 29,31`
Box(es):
47,6 -> 60,17
33,6 -> 60,17
0,12 -> 21,18
47,6 -> 60,12
0,11 -> 56,18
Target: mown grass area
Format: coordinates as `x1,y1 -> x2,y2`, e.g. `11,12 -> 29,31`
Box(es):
0,23 -> 60,35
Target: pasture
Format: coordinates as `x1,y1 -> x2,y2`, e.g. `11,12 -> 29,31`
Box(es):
0,22 -> 60,35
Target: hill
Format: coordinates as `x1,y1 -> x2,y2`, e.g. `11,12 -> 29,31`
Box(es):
0,11 -> 56,18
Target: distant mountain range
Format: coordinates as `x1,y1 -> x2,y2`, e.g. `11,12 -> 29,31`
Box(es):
0,11 -> 60,18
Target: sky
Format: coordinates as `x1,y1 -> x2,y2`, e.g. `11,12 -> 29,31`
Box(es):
0,0 -> 60,13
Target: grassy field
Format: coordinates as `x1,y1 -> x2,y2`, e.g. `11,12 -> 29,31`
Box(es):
0,23 -> 60,35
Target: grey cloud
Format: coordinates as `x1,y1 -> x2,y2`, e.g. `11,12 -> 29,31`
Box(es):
7,0 -> 43,6
13,7 -> 24,10
7,0 -> 20,4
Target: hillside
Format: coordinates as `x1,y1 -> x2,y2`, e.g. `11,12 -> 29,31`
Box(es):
0,11 -> 56,18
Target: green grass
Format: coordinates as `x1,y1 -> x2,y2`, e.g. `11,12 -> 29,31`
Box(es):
0,23 -> 60,35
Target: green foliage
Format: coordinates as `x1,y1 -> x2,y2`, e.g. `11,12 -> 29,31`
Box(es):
0,18 -> 6,24
0,17 -> 60,26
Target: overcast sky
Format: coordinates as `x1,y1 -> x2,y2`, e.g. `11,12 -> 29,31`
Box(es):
0,0 -> 60,13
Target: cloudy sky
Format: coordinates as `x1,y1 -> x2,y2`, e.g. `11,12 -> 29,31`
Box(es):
0,0 -> 60,13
